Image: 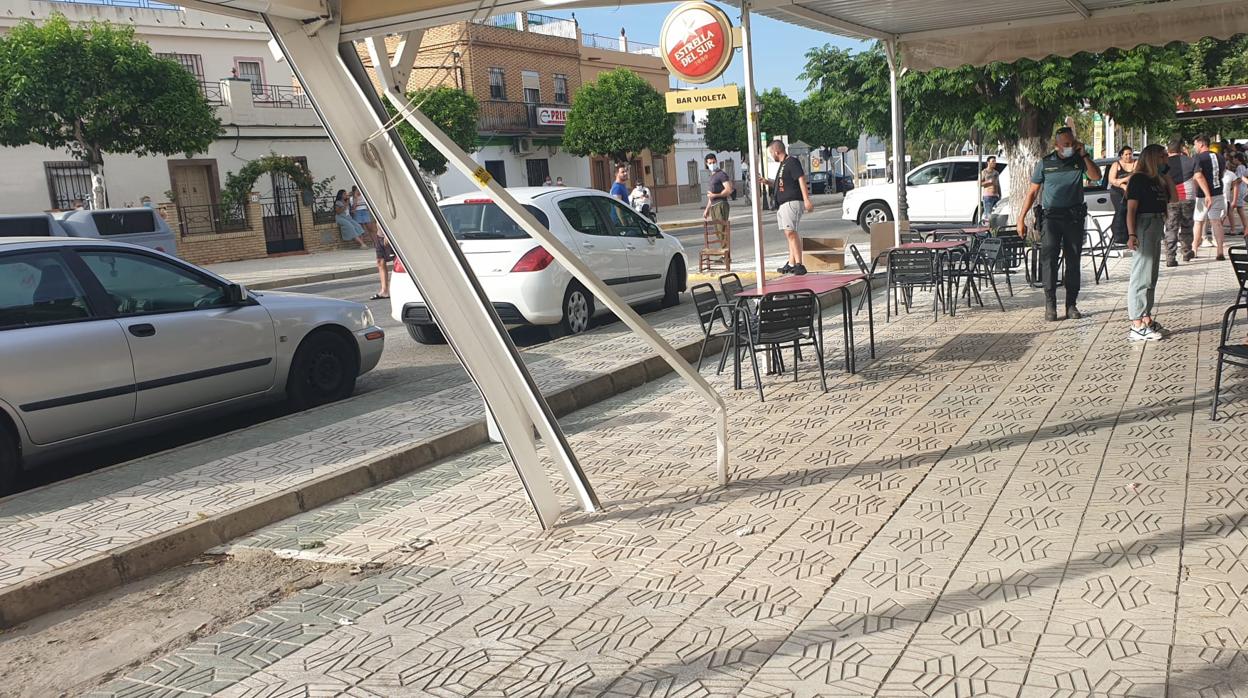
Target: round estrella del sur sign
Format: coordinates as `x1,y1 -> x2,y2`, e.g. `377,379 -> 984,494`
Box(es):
660,1 -> 734,85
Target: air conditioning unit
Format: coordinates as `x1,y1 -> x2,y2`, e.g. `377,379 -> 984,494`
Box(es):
514,137 -> 535,155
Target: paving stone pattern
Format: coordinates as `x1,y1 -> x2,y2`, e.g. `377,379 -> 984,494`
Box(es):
89,256 -> 1248,696
0,301 -> 704,597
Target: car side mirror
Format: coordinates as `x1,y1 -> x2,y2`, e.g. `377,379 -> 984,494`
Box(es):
224,283 -> 248,305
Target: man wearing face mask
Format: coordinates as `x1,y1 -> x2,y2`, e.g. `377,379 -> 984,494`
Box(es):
703,153 -> 734,245
1019,127 -> 1102,322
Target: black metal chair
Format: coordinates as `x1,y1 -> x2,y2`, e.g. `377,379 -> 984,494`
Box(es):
849,244 -> 886,317
886,248 -> 944,322
734,290 -> 827,401
949,237 -> 1006,312
996,234 -> 1026,297
718,273 -> 744,299
1212,302 -> 1248,420
899,230 -> 925,244
691,283 -> 739,373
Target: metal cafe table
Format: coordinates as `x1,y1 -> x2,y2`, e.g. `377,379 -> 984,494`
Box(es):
885,239 -> 973,317
734,272 -> 876,375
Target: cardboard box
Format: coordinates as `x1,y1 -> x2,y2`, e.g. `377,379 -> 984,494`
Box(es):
868,221 -> 910,268
802,236 -> 846,271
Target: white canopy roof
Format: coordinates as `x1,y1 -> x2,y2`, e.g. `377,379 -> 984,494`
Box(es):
182,0 -> 1248,70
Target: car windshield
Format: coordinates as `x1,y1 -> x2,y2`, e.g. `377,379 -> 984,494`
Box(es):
440,202 -> 550,240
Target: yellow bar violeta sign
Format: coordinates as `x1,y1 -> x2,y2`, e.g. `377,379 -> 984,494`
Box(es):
665,85 -> 739,113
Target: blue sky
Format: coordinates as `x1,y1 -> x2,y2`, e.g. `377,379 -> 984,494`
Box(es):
565,3 -> 866,99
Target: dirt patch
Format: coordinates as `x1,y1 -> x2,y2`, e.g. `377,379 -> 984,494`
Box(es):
0,548 -> 383,698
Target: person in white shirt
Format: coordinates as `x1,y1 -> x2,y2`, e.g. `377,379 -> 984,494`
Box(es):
629,181 -> 653,218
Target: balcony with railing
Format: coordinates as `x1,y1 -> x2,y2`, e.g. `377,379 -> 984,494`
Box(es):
52,0 -> 178,8
198,80 -> 225,106
478,101 -> 570,135
249,82 -> 312,109
581,32 -> 661,56
474,12 -> 578,39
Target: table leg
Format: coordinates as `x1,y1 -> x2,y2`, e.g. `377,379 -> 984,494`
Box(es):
842,287 -> 856,374
865,279 -> 876,359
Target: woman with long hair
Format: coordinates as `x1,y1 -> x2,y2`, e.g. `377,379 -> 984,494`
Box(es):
1125,144 -> 1177,342
350,184 -> 377,242
334,189 -> 368,249
1108,146 -> 1136,244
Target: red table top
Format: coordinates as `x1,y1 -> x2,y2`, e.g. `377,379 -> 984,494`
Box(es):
735,272 -> 866,298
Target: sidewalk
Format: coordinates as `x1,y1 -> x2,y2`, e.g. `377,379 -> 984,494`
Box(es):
85,253 -> 1248,696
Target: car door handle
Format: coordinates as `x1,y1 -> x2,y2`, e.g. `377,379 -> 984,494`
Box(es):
582,242 -> 595,248
128,323 -> 156,338
625,244 -> 637,250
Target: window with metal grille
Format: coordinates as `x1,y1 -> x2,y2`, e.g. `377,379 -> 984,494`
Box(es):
157,52 -> 205,82
236,60 -> 263,94
488,68 -> 506,100
553,74 -> 569,104
44,161 -> 93,210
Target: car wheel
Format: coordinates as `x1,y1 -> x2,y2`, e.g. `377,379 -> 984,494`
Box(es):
859,202 -> 893,232
560,283 -> 593,336
0,424 -> 20,496
406,323 -> 447,345
287,330 -> 359,410
662,257 -> 685,308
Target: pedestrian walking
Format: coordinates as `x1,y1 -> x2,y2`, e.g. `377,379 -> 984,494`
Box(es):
350,184 -> 376,243
610,166 -> 630,203
1125,144 -> 1176,342
980,156 -> 1001,225
334,189 -> 368,248
1191,135 -> 1229,260
758,140 -> 815,276
372,229 -> 393,300
1221,151 -> 1245,237
1018,127 -> 1102,321
1164,136 -> 1197,266
702,153 -> 734,244
1107,146 -> 1136,244
1232,152 -> 1248,236
629,180 -> 653,218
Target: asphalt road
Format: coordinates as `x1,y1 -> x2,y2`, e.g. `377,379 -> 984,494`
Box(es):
19,195 -> 863,490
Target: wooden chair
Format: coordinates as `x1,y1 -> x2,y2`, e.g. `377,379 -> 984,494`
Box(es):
699,219 -> 731,272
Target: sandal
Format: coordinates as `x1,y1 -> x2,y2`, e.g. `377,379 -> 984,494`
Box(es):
369,294 -> 390,300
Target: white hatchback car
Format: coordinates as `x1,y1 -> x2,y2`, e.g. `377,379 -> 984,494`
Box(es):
843,156 -> 1010,231
390,187 -> 689,344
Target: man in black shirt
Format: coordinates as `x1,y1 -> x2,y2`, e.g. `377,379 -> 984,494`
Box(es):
1191,134 -> 1228,260
758,140 -> 814,275
1164,137 -> 1196,266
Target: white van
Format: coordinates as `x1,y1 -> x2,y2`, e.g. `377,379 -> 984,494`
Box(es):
57,208 -> 178,256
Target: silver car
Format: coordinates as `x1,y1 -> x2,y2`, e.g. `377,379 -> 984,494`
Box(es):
0,238 -> 384,491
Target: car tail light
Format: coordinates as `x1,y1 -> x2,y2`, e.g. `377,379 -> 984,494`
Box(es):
393,257 -> 406,273
511,246 -> 554,273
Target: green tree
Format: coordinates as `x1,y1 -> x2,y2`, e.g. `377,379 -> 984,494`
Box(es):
797,96 -> 856,151
563,68 -> 674,165
803,43 -> 1188,218
1163,35 -> 1248,140
703,88 -> 804,156
392,86 -> 480,177
0,14 -> 220,206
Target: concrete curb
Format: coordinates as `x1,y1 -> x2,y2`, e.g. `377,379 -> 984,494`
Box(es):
0,280 -> 874,627
244,266 -> 377,291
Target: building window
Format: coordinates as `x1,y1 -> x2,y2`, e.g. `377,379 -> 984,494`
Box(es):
488,68 -> 507,100
484,160 -> 508,187
44,161 -> 93,210
553,74 -> 569,104
652,157 -> 668,186
157,52 -> 205,82
235,59 -> 264,94
521,71 -> 541,104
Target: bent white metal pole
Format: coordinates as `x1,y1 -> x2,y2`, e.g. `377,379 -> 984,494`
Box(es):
885,40 -> 908,237
740,0 -> 767,287
264,15 -> 578,528
363,38 -> 731,487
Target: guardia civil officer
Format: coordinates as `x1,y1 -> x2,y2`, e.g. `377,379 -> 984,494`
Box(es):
1018,127 -> 1102,322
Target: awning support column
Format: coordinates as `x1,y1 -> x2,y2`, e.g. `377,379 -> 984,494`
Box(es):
740,0 -> 767,285
885,40 -> 908,237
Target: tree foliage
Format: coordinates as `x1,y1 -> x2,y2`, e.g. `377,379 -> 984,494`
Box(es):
703,88 -> 747,155
220,153 -> 314,211
703,88 -> 804,156
797,96 -> 856,151
0,14 -> 220,173
563,68 -> 674,165
392,86 -> 480,176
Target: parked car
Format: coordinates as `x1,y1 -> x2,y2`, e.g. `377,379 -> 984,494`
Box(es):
0,238 -> 384,491
842,155 -> 1008,231
0,213 -> 70,238
390,187 -> 689,345
57,207 -> 178,255
835,173 -> 856,194
808,171 -> 831,195
987,157 -> 1116,228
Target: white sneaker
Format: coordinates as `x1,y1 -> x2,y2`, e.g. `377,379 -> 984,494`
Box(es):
1129,325 -> 1163,342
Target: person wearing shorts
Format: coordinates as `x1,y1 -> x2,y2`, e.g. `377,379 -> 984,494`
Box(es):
758,140 -> 814,275
1191,134 -> 1228,260
372,230 -> 394,300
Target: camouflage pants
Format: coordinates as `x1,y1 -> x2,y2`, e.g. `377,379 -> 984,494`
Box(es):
1165,200 -> 1195,262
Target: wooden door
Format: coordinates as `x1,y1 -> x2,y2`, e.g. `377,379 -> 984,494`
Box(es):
169,161 -> 218,235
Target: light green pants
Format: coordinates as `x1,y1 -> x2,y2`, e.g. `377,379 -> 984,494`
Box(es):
1127,213 -> 1165,321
